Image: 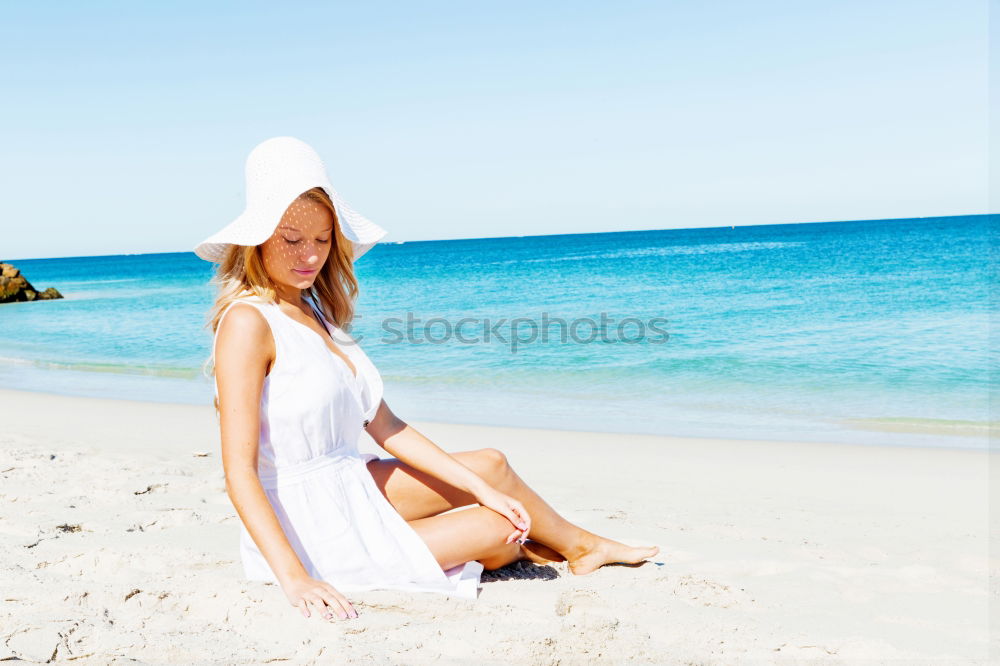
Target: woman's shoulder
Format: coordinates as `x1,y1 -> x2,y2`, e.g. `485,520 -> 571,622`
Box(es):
214,303 -> 276,381
215,300 -> 275,360
217,295 -> 271,331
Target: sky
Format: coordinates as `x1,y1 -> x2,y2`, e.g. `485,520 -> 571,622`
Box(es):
1,0 -> 989,261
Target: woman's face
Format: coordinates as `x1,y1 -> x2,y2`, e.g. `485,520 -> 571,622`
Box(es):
259,194 -> 335,298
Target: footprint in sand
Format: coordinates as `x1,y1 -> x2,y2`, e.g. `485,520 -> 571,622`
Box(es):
669,574 -> 755,609
554,589 -> 600,617
549,589 -> 630,659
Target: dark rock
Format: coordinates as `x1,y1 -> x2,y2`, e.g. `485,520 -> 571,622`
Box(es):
0,262 -> 63,303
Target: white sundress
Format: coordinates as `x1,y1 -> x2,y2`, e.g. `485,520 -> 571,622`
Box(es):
212,292 -> 484,599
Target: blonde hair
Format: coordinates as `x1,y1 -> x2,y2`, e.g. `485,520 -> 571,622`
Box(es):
200,187 -> 360,414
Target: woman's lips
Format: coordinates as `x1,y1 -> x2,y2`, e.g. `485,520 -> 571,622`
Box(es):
292,268 -> 317,276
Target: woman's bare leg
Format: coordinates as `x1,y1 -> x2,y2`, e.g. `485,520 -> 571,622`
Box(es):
406,504 -> 548,571
477,449 -> 660,574
366,448 -> 659,574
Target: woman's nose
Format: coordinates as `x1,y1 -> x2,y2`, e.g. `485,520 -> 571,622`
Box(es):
299,243 -> 323,263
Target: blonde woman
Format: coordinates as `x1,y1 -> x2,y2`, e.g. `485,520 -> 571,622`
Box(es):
196,137 -> 659,622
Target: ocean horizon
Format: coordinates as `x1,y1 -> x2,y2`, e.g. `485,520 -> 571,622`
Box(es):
2,213 -> 995,450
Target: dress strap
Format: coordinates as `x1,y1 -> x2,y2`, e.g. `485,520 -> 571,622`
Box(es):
306,294 -> 374,429
305,295 -> 325,328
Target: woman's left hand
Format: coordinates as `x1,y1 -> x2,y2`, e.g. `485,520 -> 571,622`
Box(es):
473,485 -> 532,545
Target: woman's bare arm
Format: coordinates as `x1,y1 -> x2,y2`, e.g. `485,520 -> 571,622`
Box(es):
215,304 -> 356,619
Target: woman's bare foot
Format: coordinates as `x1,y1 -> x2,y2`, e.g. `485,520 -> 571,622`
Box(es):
566,533 -> 660,575
518,539 -> 566,564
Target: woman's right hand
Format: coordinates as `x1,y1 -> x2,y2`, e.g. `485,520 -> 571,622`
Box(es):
281,575 -> 358,620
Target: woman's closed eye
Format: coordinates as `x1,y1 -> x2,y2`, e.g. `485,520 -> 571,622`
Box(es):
284,237 -> 331,245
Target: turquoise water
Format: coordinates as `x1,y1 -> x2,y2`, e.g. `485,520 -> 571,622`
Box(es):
2,214 -> 995,449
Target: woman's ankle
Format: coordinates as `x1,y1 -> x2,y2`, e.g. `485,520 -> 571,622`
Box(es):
562,530 -> 601,563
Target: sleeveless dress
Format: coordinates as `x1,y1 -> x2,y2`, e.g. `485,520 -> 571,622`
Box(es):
212,292 -> 484,599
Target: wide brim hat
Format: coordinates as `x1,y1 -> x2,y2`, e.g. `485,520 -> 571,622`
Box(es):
194,136 -> 388,263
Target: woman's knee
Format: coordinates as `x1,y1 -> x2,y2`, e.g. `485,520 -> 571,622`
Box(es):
450,447 -> 513,490
462,507 -> 520,569
476,447 -> 510,479
477,512 -> 521,569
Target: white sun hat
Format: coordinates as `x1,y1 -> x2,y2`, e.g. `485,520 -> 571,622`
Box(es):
194,136 -> 388,263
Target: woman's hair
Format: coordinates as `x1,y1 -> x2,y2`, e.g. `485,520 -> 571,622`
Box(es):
200,187 -> 360,414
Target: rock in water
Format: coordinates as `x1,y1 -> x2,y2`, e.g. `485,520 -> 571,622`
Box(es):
0,262 -> 63,303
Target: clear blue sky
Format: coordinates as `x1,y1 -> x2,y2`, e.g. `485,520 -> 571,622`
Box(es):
1,0 -> 987,260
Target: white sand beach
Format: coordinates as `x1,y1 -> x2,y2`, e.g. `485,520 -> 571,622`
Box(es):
0,387 -> 993,664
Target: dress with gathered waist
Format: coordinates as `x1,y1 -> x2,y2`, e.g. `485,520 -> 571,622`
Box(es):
212,291 -> 483,599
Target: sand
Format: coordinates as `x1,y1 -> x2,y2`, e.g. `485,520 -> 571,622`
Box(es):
0,387 -> 993,664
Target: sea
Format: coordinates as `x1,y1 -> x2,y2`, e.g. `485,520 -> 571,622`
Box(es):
2,214 -> 995,450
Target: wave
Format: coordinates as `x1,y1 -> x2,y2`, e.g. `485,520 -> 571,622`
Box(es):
58,278 -> 143,286
840,416 -> 998,438
484,241 -> 806,266
0,355 -> 202,380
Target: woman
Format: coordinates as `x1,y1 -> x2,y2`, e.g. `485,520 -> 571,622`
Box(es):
196,137 -> 659,623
